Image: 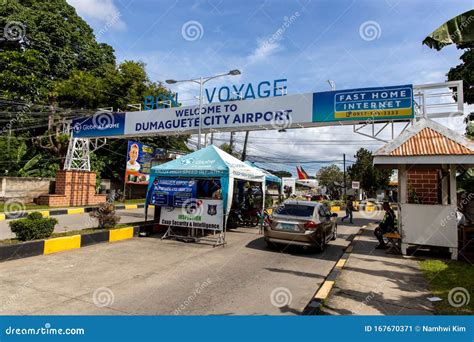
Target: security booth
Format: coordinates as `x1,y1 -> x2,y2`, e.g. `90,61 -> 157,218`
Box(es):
144,145 -> 266,246
373,118 -> 474,259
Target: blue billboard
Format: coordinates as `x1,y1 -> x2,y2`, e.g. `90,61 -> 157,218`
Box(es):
313,84 -> 413,122
72,112 -> 125,138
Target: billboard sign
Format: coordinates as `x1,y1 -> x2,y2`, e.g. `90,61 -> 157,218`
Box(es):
73,112 -> 126,138
313,85 -> 413,122
125,141 -> 164,184
149,179 -> 197,207
72,84 -> 414,138
160,199 -> 224,231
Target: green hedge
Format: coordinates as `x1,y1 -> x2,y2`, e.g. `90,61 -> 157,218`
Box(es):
9,212 -> 58,241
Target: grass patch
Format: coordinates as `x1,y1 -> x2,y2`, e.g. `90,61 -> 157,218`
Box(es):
114,198 -> 146,205
0,204 -> 52,212
419,259 -> 474,315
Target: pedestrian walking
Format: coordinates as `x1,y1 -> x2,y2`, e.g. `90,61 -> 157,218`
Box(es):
341,196 -> 354,224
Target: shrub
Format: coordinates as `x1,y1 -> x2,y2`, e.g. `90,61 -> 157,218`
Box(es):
9,212 -> 58,241
89,202 -> 121,229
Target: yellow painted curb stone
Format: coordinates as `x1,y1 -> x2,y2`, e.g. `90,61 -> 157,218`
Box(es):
67,208 -> 85,215
44,235 -> 81,255
314,280 -> 335,300
109,227 -> 134,242
39,211 -> 50,218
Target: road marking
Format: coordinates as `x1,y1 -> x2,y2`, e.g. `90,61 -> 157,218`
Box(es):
335,259 -> 346,268
125,204 -> 138,210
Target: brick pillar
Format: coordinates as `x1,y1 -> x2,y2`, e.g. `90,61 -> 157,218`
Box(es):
37,170 -> 106,207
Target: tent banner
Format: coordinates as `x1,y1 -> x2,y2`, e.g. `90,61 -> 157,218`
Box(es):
160,199 -> 224,231
149,179 -> 197,207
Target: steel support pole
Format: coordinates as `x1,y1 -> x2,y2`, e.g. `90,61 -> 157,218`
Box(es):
197,77 -> 204,150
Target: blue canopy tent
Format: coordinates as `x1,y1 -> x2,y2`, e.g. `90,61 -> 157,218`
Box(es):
145,145 -> 266,229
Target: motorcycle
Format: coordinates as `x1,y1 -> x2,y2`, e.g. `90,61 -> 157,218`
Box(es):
227,206 -> 262,228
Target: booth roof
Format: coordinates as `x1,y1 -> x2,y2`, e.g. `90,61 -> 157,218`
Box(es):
375,118 -> 474,157
374,118 -> 474,167
150,145 -> 266,181
244,161 -> 282,184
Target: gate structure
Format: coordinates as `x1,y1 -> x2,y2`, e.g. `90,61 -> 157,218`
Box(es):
64,81 -> 464,171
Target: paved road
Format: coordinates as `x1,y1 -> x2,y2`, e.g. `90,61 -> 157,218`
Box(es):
0,214 -> 377,315
0,208 -> 154,240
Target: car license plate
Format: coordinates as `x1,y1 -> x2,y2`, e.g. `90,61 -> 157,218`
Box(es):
280,223 -> 298,231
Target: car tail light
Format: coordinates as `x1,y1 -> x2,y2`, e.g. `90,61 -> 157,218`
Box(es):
304,221 -> 319,230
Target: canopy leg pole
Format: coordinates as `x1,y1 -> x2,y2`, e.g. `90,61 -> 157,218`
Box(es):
161,225 -> 171,240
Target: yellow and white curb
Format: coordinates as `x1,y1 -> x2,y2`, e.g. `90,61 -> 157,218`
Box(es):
303,227 -> 365,315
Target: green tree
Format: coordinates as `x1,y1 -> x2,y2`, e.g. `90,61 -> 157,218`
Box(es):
219,143 -> 241,159
316,164 -> 344,199
347,148 -> 392,197
446,44 -> 474,138
267,169 -> 291,178
0,0 -> 189,181
447,46 -> 474,105
0,0 -> 115,102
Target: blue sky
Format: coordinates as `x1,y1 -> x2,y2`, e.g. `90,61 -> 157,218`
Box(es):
67,0 -> 473,176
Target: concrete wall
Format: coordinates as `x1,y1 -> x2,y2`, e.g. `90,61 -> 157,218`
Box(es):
0,177 -> 54,203
0,175 -> 146,203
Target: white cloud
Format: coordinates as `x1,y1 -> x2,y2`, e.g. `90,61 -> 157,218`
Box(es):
247,40 -> 280,64
67,0 -> 126,31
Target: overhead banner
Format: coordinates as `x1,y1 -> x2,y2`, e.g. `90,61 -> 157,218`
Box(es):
72,85 -> 414,138
160,199 -> 224,231
149,179 -> 197,206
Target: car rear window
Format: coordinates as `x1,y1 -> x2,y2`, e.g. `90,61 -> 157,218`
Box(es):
275,204 -> 314,217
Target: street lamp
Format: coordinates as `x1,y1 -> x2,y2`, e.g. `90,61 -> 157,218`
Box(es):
165,69 -> 241,149
327,80 -> 336,91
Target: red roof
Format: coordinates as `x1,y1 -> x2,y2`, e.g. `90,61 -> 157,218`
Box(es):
390,127 -> 473,156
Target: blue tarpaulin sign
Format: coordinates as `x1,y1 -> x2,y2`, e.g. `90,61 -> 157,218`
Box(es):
150,179 -> 197,206
313,84 -> 413,122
